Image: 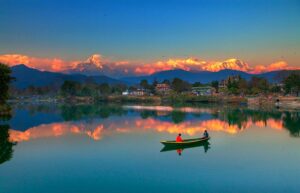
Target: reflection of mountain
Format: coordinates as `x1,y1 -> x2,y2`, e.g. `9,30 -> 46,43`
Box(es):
9,113 -> 293,143
7,104 -> 300,142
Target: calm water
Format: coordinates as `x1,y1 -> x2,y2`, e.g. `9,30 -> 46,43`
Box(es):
1,103 -> 300,193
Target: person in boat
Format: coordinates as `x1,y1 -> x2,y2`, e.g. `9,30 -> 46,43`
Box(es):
176,133 -> 183,142
203,130 -> 209,138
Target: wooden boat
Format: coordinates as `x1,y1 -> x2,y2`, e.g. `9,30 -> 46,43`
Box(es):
160,137 -> 210,147
160,140 -> 210,152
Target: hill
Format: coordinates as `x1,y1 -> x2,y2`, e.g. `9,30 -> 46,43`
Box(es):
11,64 -> 124,89
121,69 -> 287,84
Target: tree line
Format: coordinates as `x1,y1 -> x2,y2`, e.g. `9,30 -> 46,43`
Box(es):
0,63 -> 299,99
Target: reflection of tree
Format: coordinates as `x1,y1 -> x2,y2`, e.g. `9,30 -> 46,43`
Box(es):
0,124 -> 15,165
217,108 -> 284,130
171,111 -> 186,124
59,104 -> 299,137
283,112 -> 300,137
0,108 -> 16,165
140,111 -> 157,119
225,109 -> 248,129
12,103 -> 59,115
60,104 -> 126,121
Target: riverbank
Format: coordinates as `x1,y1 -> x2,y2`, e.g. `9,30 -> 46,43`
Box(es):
247,96 -> 300,110
7,95 -> 300,109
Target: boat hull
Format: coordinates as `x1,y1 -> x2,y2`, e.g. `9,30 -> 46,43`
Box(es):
160,137 -> 210,147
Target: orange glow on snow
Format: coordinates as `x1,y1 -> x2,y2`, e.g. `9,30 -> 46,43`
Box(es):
9,115 -> 285,143
1,53 -> 299,74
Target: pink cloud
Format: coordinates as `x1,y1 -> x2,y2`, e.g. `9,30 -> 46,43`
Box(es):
0,54 -> 76,72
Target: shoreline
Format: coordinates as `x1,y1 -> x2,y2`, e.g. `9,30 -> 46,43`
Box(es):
6,95 -> 300,110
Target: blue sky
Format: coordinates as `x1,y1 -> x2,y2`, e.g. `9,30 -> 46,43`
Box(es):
0,0 -> 299,67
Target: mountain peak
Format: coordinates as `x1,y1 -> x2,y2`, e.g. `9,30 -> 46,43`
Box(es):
202,58 -> 250,72
12,64 -> 28,68
85,54 -> 103,68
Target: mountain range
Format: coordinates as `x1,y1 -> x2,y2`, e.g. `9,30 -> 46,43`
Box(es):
121,69 -> 284,84
10,64 -> 297,89
11,64 -> 123,89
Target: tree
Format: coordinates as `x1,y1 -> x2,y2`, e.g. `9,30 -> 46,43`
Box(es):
99,83 -> 110,95
162,79 -> 171,85
227,79 -> 239,95
270,85 -> 281,94
192,82 -> 203,87
140,79 -> 149,89
152,79 -> 158,87
171,78 -> 191,93
211,81 -> 219,93
284,73 -> 300,96
61,80 -> 81,96
111,84 -> 127,94
248,77 -> 269,95
237,78 -> 248,95
0,63 -> 15,103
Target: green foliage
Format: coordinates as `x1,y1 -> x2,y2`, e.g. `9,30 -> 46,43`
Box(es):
98,83 -> 110,96
171,78 -> 191,93
171,111 -> 186,123
0,124 -> 15,165
140,79 -> 149,89
111,84 -> 127,95
227,79 -> 239,95
0,63 -> 15,103
284,73 -> 300,96
60,104 -> 126,121
270,85 -> 281,93
211,81 -> 219,93
248,77 -> 269,94
61,80 -> 81,96
192,82 -> 203,87
152,79 -> 158,87
60,80 -> 122,98
283,112 -> 300,137
162,79 -> 171,85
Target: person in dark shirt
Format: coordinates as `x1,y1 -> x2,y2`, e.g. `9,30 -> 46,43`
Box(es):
203,130 -> 209,138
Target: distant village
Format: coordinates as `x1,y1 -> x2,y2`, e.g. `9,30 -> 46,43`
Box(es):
120,75 -> 289,97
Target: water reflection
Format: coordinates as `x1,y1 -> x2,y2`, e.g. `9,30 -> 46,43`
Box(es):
0,109 -> 16,165
6,104 -> 300,144
283,112 -> 300,137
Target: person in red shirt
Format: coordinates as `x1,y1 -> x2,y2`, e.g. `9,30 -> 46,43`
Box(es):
176,133 -> 183,142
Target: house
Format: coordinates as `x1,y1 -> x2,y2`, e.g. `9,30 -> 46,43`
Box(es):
122,90 -> 129,96
155,83 -> 171,94
130,89 -> 149,96
192,86 -> 215,96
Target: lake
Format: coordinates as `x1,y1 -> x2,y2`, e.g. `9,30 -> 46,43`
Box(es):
1,103 -> 300,193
